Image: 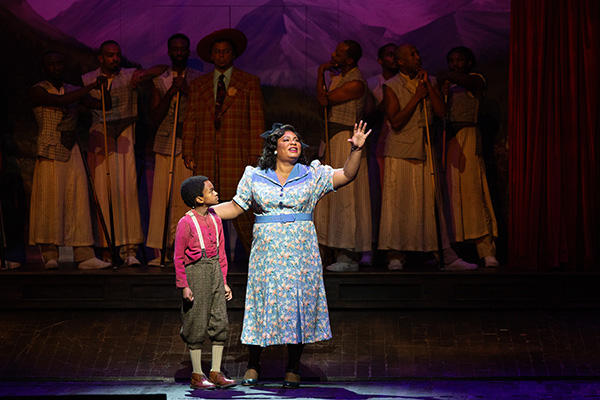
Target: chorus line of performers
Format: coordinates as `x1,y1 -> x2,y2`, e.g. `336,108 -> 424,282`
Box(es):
17,28 -> 499,388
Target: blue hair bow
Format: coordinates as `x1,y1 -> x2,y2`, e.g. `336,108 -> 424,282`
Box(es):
260,123 -> 309,148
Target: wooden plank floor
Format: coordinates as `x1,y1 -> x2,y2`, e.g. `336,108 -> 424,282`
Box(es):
2,308 -> 600,381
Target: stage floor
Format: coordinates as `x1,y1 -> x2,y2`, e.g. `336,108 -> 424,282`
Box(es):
2,308 -> 600,398
1,379 -> 599,399
2,248 -> 600,397
2,308 -> 600,381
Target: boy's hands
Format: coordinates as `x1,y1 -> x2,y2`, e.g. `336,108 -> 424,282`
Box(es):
183,287 -> 194,302
183,285 -> 232,301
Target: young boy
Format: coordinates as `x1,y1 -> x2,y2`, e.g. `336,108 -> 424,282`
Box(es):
175,175 -> 235,389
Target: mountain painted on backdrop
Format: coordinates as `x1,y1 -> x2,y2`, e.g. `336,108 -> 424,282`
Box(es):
2,0 -> 78,43
46,0 -> 509,88
0,0 -> 100,123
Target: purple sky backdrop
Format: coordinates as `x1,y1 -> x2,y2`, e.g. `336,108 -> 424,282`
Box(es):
26,0 -> 77,19
24,0 -> 510,90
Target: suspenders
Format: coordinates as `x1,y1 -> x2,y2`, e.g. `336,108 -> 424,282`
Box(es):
186,210 -> 219,257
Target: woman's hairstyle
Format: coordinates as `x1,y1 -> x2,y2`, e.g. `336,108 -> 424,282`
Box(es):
257,123 -> 309,171
180,175 -> 209,207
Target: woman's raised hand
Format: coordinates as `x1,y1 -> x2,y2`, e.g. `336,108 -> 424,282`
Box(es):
348,120 -> 372,151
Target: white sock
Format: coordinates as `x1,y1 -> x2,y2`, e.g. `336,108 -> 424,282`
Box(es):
211,343 -> 224,372
190,349 -> 203,375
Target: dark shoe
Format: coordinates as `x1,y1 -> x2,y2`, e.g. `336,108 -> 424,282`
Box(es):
359,251 -> 373,267
241,368 -> 260,386
209,371 -> 236,388
190,372 -> 216,390
282,371 -> 301,389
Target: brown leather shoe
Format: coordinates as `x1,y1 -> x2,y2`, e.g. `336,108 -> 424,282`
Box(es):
190,372 -> 216,390
209,370 -> 237,388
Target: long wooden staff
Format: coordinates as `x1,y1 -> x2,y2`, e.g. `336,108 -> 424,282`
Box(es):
100,85 -> 118,269
422,98 -> 445,267
323,74 -> 330,165
159,76 -> 181,267
76,136 -> 120,267
0,200 -> 6,270
441,94 -> 448,171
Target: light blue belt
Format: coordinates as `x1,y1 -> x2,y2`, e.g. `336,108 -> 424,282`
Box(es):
255,213 -> 312,223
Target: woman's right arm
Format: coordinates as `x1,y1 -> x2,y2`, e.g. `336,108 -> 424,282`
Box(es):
212,201 -> 245,220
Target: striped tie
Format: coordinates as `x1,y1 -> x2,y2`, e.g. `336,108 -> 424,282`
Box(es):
214,74 -> 226,130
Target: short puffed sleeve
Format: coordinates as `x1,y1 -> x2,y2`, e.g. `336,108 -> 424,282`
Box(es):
232,166 -> 256,211
309,159 -> 335,201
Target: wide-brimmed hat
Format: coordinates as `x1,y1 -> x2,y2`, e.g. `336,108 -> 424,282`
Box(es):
196,29 -> 248,63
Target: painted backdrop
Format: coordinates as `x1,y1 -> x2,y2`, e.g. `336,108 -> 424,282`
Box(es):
27,0 -> 510,90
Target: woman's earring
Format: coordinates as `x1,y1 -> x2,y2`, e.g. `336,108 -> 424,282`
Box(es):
274,150 -> 278,155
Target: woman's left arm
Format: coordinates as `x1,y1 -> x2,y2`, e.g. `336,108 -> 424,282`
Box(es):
212,201 -> 245,220
331,121 -> 371,190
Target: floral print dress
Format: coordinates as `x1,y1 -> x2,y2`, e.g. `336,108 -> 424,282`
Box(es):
233,160 -> 334,346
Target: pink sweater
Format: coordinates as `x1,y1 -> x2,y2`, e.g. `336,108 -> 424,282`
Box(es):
174,208 -> 228,288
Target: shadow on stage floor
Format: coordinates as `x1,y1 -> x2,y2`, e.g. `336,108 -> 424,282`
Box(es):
1,379 -> 600,399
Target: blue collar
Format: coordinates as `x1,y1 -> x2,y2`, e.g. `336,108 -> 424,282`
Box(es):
256,163 -> 310,187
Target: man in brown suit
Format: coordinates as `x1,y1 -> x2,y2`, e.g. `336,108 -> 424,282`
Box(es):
182,29 -> 265,257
